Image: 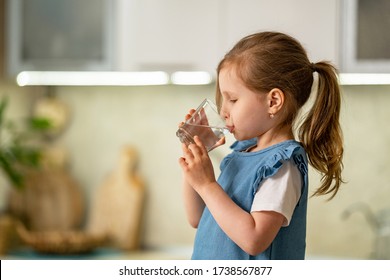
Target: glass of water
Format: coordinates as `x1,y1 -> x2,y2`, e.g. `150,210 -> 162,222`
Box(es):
176,98 -> 228,152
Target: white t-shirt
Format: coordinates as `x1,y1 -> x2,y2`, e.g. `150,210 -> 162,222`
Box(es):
250,160 -> 302,227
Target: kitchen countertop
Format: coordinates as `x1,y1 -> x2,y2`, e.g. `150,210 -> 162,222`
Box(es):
1,246 -> 193,260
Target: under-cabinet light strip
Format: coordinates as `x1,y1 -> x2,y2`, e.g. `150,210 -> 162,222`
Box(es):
17,71 -> 390,86
16,71 -> 170,86
171,71 -> 213,85
16,71 -> 214,86
338,73 -> 390,85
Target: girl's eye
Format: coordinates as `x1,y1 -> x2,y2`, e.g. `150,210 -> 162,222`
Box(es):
230,99 -> 237,103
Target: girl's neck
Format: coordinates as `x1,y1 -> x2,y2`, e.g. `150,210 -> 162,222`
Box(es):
251,126 -> 295,152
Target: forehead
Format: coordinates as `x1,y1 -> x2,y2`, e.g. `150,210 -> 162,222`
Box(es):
219,66 -> 240,86
218,66 -> 246,92
218,67 -> 264,102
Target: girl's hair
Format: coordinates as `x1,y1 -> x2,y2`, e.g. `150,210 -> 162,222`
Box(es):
216,31 -> 344,199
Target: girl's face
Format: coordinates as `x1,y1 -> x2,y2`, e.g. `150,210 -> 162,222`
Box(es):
218,66 -> 274,141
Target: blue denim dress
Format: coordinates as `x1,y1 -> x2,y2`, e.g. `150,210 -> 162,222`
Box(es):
191,139 -> 308,260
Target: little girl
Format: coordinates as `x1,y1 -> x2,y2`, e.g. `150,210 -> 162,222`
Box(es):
178,31 -> 343,260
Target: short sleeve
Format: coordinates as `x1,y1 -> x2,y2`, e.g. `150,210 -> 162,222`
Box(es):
250,160 -> 302,227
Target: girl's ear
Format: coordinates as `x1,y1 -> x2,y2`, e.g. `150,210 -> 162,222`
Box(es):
267,88 -> 285,115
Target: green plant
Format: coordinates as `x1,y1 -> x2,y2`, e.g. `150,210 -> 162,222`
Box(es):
0,97 -> 51,189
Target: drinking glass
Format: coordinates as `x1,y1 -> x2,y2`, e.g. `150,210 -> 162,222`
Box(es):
176,98 -> 228,152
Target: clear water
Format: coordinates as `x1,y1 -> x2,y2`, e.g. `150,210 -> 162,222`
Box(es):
176,123 -> 228,151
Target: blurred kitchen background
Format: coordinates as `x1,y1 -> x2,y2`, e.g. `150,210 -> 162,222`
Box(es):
1,0 -> 390,259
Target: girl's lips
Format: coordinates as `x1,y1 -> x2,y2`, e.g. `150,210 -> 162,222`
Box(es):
226,125 -> 234,133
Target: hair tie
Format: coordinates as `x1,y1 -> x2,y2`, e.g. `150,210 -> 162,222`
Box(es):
310,63 -> 316,72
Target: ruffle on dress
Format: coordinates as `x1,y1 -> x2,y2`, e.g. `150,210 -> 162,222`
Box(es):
252,142 -> 307,194
220,138 -> 308,197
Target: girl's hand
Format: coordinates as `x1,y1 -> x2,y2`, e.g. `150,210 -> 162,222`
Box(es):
178,109 -> 196,127
178,136 -> 216,192
209,136 -> 226,151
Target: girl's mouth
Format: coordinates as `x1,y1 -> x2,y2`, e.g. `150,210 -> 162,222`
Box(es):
226,126 -> 234,133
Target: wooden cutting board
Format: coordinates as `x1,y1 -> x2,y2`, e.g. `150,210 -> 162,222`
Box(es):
87,145 -> 145,250
8,166 -> 85,232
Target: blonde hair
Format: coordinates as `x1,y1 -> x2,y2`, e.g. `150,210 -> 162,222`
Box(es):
216,31 -> 344,199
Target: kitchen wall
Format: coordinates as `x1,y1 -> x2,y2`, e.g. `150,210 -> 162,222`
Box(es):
307,85 -> 390,259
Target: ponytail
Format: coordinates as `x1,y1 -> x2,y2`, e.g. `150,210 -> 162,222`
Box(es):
298,62 -> 344,199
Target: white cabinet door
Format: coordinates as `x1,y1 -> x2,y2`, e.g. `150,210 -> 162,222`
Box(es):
115,0 -> 222,73
221,0 -> 339,65
54,0 -> 337,74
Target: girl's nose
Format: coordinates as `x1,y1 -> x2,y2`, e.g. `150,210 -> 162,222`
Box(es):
220,107 -> 229,120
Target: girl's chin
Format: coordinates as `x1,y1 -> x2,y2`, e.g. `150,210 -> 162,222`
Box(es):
235,135 -> 258,142
233,134 -> 247,141
231,129 -> 257,141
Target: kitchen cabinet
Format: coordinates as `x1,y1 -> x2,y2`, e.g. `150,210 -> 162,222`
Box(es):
340,0 -> 390,72
116,0 -> 339,72
222,0 -> 339,65
114,0 -> 222,73
0,0 -> 5,77
6,0 -> 114,76
6,0 -> 339,76
6,0 -> 223,75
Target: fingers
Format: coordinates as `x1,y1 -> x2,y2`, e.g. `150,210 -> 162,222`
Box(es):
182,143 -> 194,158
215,136 -> 226,147
178,156 -> 188,169
193,136 -> 207,154
208,136 -> 226,151
185,109 -> 196,122
180,137 -> 205,162
179,109 -> 196,127
179,144 -> 192,169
